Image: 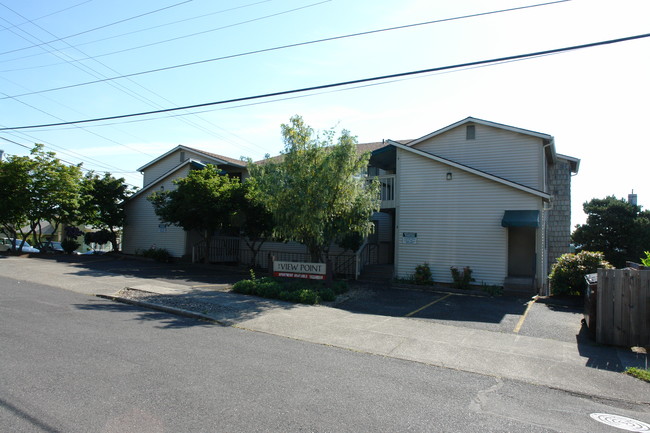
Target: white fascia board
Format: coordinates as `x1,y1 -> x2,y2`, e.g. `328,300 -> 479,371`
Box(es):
129,159 -> 195,200
387,140 -> 551,201
406,117 -> 554,147
556,153 -> 581,173
136,145 -> 234,172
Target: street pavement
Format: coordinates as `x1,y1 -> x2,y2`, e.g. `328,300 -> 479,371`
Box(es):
1,254 -> 648,405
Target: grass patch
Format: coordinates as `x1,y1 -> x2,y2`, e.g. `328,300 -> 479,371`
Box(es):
625,367 -> 650,383
231,270 -> 348,305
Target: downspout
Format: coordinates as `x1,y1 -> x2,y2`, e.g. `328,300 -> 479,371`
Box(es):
540,141 -> 554,296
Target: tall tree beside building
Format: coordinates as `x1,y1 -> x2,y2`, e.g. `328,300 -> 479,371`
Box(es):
247,115 -> 380,262
572,195 -> 650,267
80,172 -> 135,252
148,165 -> 241,263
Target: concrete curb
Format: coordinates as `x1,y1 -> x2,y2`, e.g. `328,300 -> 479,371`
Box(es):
95,294 -> 226,326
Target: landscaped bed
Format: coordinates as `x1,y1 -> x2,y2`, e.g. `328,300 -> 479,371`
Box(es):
232,270 -> 348,305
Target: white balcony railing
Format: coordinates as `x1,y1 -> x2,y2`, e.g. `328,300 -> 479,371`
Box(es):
377,174 -> 395,208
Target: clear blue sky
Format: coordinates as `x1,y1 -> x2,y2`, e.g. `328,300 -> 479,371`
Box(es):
1,0 -> 648,228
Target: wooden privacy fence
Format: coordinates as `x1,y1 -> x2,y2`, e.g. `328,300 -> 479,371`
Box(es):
596,268 -> 650,347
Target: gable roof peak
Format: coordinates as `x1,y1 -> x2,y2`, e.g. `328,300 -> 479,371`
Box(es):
136,144 -> 246,172
405,117 -> 554,148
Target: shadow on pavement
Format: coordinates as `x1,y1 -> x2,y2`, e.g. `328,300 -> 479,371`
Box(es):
74,298 -> 218,330
336,286 -> 530,331
33,253 -> 246,286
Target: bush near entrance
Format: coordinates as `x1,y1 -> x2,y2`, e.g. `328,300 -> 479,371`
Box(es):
232,270 -> 348,305
549,251 -> 613,296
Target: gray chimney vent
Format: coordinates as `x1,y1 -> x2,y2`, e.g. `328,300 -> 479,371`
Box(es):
628,190 -> 638,206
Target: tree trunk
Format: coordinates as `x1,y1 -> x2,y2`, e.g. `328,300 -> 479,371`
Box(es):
203,230 -> 211,264
308,244 -> 323,263
109,228 -> 119,252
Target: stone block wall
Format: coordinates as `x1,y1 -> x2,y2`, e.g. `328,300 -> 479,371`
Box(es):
547,159 -> 573,272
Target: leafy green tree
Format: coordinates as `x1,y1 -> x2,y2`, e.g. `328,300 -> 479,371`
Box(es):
0,145 -> 82,251
0,153 -> 34,244
148,165 -> 241,263
84,229 -> 113,250
231,180 -> 274,267
30,145 -> 83,244
80,172 -> 134,252
247,115 -> 380,262
572,196 -> 650,267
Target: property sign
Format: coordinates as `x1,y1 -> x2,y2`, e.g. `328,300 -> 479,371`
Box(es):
273,261 -> 327,280
402,232 -> 417,244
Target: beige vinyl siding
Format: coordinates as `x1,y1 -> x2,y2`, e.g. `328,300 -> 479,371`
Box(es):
123,166 -> 191,257
395,148 -> 543,286
411,124 -> 544,190
142,149 -> 222,187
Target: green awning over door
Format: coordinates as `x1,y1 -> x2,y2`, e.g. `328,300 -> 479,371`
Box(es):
501,210 -> 539,228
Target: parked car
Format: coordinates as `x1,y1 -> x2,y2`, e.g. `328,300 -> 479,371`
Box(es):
0,238 -> 12,252
10,239 -> 40,253
37,241 -> 65,254
82,250 -> 106,255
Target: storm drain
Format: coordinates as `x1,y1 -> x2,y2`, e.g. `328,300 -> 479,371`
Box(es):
590,413 -> 650,432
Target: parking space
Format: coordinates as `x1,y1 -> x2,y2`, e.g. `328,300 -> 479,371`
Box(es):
337,286 -> 586,343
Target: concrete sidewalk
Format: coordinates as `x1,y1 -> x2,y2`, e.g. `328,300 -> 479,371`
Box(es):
2,256 -> 648,404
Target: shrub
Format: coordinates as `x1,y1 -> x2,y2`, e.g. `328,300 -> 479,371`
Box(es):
61,239 -> 80,254
481,283 -> 503,297
413,263 -> 433,285
231,275 -> 346,305
641,251 -> 650,267
142,247 -> 172,262
549,251 -> 613,296
319,288 -> 336,302
332,280 -> 348,295
450,266 -> 474,290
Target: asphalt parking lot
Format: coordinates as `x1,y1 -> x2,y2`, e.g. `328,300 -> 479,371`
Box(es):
27,254 -> 589,345
336,286 -> 587,344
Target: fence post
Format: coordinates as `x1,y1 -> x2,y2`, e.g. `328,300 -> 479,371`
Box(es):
325,259 -> 334,287
596,269 -> 607,344
268,254 -> 275,276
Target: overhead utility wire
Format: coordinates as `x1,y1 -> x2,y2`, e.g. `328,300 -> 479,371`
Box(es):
0,0 -> 270,56
0,1 -> 266,157
0,0 -> 189,56
0,136 -> 140,188
0,0 -> 94,33
0,1 -> 286,156
0,7 -> 161,158
2,32 -> 648,132
0,0 -> 329,66
0,0 -> 567,80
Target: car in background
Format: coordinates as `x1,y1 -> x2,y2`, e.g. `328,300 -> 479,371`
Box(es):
9,239 -> 40,253
81,250 -> 106,255
37,241 -> 65,254
0,238 -> 12,252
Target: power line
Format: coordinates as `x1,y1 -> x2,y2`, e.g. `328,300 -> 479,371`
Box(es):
0,0 -> 568,83
2,32 -> 648,132
0,2 -> 266,157
0,0 -> 191,56
0,0 -> 302,157
1,128 -> 141,175
0,136 -> 140,187
0,9 -> 163,158
0,0 -> 270,57
0,0 -> 329,66
0,0 -> 95,33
